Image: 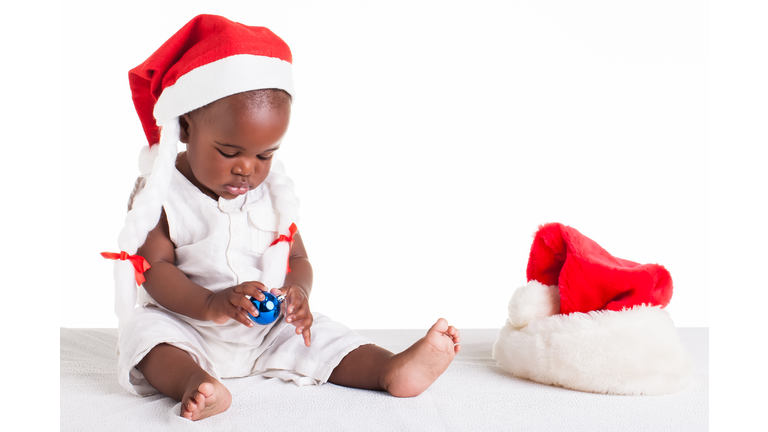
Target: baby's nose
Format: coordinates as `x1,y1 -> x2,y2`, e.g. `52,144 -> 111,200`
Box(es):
233,160 -> 255,176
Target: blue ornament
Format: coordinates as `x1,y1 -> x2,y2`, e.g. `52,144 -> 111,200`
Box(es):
248,291 -> 285,325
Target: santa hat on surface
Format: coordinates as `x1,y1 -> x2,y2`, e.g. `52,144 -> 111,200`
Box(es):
493,223 -> 693,395
106,15 -> 299,329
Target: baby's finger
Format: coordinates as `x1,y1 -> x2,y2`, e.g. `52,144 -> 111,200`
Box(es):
269,287 -> 288,302
291,312 -> 313,331
286,293 -> 306,315
288,299 -> 302,316
227,305 -> 254,328
301,327 -> 312,347
289,315 -> 303,327
239,282 -> 267,300
233,294 -> 258,316
302,313 -> 314,331
287,304 -> 309,323
225,292 -> 257,317
235,306 -> 255,328
285,302 -> 299,321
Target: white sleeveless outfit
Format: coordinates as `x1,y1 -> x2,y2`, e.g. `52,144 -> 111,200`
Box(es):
117,168 -> 370,396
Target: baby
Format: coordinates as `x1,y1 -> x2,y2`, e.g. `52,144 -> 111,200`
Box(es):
106,15 -> 460,421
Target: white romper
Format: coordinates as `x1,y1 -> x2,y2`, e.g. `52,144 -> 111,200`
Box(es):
117,168 -> 370,396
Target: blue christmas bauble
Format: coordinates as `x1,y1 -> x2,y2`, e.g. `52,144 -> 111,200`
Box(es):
248,291 -> 283,325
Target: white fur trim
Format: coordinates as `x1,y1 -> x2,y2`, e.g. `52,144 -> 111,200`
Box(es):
493,281 -> 694,395
154,55 -> 294,124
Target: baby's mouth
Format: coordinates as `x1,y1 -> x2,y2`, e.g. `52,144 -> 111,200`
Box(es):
225,184 -> 249,195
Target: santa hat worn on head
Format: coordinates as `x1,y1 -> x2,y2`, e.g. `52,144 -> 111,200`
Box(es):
493,223 -> 694,395
108,15 -> 300,329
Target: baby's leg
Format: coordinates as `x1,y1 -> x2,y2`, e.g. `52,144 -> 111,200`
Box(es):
329,318 -> 461,397
137,343 -> 231,421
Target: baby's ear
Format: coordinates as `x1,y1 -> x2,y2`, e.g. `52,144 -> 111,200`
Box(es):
178,114 -> 191,143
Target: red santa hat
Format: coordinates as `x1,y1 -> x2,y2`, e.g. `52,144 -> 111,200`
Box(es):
129,14 -> 294,147
493,223 -> 693,395
108,15 -> 299,328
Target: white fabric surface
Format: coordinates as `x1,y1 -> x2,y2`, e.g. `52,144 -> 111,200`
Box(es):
61,327 -> 708,431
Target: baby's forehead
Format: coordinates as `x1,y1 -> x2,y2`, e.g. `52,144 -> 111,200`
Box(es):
192,89 -> 291,120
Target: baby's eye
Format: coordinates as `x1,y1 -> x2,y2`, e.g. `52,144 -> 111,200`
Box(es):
217,149 -> 237,158
257,153 -> 275,161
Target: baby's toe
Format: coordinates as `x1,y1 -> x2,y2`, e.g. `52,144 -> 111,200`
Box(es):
182,401 -> 196,418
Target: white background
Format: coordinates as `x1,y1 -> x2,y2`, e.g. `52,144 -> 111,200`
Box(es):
4,0 -> 767,429
56,0 -> 710,329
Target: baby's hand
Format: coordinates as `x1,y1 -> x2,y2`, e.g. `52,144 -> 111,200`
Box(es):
272,285 -> 313,347
206,281 -> 268,327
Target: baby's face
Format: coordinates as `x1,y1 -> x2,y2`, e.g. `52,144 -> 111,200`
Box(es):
179,93 -> 291,200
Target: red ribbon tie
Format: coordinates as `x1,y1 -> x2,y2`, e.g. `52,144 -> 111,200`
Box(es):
101,251 -> 151,285
269,223 -> 298,273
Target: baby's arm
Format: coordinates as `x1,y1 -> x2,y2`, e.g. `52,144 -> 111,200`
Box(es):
138,210 -> 265,326
272,231 -> 314,346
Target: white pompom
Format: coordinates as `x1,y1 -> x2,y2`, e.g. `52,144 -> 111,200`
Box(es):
138,144 -> 160,175
507,280 -> 560,329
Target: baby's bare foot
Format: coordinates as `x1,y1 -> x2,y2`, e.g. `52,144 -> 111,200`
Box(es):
381,318 -> 461,397
181,379 -> 232,421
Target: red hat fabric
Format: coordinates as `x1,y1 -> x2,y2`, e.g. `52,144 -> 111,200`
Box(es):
526,222 -> 673,314
129,14 -> 294,145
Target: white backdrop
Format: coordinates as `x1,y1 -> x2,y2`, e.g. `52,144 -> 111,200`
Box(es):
58,0 -> 709,329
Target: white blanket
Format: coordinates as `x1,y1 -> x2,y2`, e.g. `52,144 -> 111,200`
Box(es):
60,327 -> 708,431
